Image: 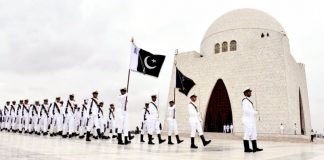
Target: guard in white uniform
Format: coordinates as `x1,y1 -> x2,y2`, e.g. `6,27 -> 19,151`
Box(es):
86,91 -> 101,142
188,94 -> 211,149
9,101 -> 17,132
116,88 -> 133,145
107,104 -> 117,139
63,94 -> 77,138
140,103 -> 149,142
3,102 -> 10,131
49,97 -> 63,136
34,101 -> 41,135
98,102 -> 109,139
242,88 -> 263,152
17,100 -> 24,133
78,99 -> 88,139
167,100 -> 183,145
39,99 -> 50,135
22,100 -> 30,133
147,95 -> 166,145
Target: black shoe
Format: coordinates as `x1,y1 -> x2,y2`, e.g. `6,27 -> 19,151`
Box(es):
96,129 -> 102,139
158,134 -> 166,144
168,136 -> 174,145
86,131 -> 91,141
140,134 -> 145,142
93,136 -> 98,139
128,131 -> 134,140
112,135 -> 117,138
79,135 -> 85,139
43,132 -> 48,136
117,133 -> 124,145
176,135 -> 184,144
62,134 -> 68,138
190,137 -> 198,149
124,136 -> 131,145
200,135 -> 211,146
252,140 -> 263,152
148,134 -> 155,145
243,140 -> 253,152
68,135 -> 73,138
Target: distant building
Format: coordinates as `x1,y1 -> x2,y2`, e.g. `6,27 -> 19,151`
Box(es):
165,9 -> 311,135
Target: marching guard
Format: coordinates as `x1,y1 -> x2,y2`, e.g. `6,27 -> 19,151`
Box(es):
188,94 -> 211,149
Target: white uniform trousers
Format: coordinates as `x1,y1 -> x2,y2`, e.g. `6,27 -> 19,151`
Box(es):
167,119 -> 179,136
33,116 -> 40,132
117,111 -> 129,134
189,119 -> 203,137
78,116 -> 87,135
86,116 -> 100,132
140,120 -> 148,134
99,117 -> 107,135
108,119 -> 116,135
39,116 -> 48,133
243,124 -> 257,140
56,115 -> 63,133
148,118 -> 161,135
23,116 -> 30,131
63,116 -> 75,135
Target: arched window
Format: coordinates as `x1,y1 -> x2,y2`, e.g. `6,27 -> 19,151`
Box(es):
267,33 -> 270,37
261,33 -> 264,38
214,43 -> 220,54
222,41 -> 228,52
230,40 -> 237,51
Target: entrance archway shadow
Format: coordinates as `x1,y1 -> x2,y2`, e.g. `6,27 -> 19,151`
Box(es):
204,79 -> 232,132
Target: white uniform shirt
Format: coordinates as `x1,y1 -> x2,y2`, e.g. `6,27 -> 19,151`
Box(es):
40,104 -> 49,118
117,93 -> 128,112
65,100 -> 76,117
167,105 -> 176,120
148,101 -> 159,120
188,101 -> 201,122
17,104 -> 23,117
88,98 -> 99,116
242,97 -> 257,126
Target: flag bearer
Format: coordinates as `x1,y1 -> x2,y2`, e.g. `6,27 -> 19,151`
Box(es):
167,100 -> 183,145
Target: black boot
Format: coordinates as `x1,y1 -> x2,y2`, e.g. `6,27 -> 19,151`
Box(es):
96,129 -> 102,139
124,136 -> 131,145
117,133 -> 124,145
148,134 -> 155,145
158,134 -> 166,144
176,135 -> 184,144
86,131 -> 91,141
190,137 -> 198,149
128,131 -> 134,140
252,140 -> 263,152
140,134 -> 145,142
200,135 -> 211,146
243,140 -> 253,152
168,136 -> 174,145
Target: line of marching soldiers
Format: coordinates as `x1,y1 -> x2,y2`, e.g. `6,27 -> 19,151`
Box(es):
0,89 -> 212,148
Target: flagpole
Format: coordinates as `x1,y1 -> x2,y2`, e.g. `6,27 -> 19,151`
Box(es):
124,38 -> 134,111
174,49 -> 178,103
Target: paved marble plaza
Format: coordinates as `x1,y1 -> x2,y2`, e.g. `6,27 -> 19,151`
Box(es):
1,132 -> 324,160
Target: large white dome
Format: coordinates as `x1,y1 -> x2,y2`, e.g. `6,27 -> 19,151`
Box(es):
202,8 -> 285,42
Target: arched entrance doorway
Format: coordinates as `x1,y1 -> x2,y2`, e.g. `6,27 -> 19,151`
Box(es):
204,79 -> 232,132
299,88 -> 306,135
